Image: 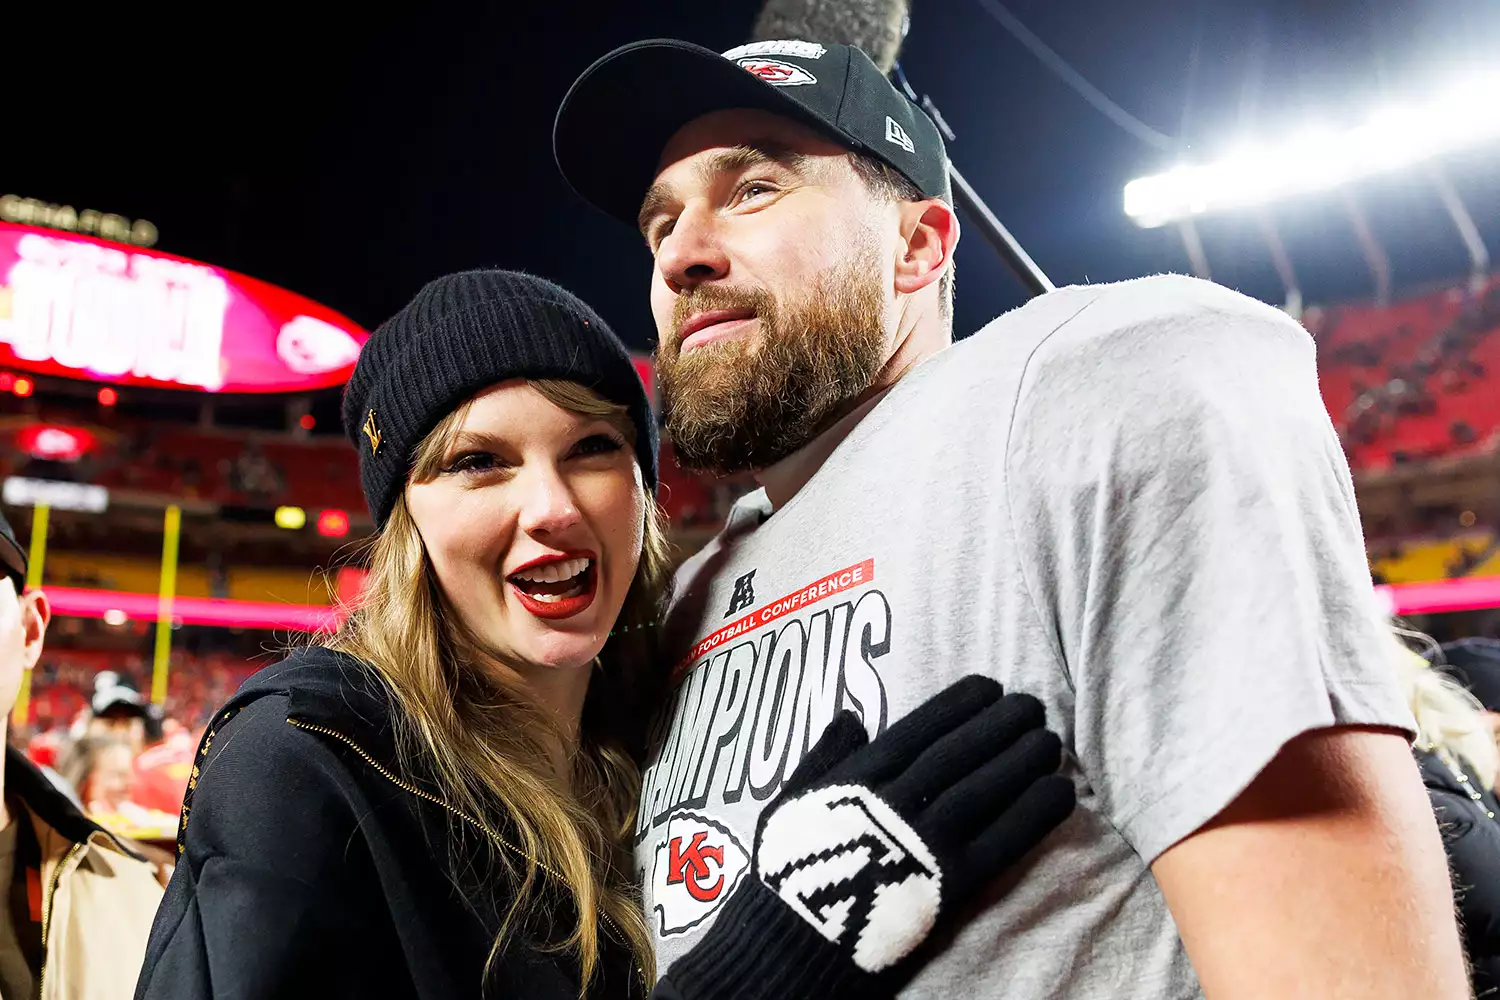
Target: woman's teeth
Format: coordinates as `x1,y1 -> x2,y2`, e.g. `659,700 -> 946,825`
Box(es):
509,558 -> 593,602
511,557 -> 591,585
528,586 -> 582,603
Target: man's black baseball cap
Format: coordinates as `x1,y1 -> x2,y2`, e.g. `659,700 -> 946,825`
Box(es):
0,508 -> 25,594
554,38 -> 951,228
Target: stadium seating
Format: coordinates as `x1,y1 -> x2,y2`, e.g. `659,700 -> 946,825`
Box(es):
16,414 -> 371,510
1369,531 -> 1498,584
256,440 -> 361,510
25,648 -> 258,731
1317,275 -> 1500,471
40,551 -> 335,605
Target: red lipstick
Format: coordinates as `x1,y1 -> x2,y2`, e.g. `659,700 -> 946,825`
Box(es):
506,552 -> 597,621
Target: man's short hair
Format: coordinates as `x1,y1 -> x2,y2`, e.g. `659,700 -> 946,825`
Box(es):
848,151 -> 955,326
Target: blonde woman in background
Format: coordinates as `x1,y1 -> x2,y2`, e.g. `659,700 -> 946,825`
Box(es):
1437,636 -> 1500,762
1394,630 -> 1500,997
58,734 -> 136,814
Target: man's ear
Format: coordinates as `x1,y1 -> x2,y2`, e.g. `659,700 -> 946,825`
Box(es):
20,591 -> 49,673
894,199 -> 960,297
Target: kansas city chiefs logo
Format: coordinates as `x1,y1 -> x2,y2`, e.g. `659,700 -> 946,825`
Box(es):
650,810 -> 750,936
736,57 -> 817,87
276,315 -> 362,374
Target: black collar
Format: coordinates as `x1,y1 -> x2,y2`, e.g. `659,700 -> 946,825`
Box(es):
5,747 -> 104,847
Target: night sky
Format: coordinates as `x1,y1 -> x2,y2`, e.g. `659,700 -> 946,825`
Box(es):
11,0 -> 1499,354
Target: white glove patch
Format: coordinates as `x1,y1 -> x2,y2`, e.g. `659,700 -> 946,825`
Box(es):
757,784 -> 942,972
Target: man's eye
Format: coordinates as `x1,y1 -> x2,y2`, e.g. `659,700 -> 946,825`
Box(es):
735,182 -> 775,205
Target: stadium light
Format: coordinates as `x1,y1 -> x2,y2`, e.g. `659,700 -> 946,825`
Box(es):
274,505 -> 307,530
316,509 -> 349,538
102,609 -> 127,626
2,477 -> 108,513
1125,70 -> 1500,228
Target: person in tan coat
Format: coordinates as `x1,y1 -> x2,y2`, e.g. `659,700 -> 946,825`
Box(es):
0,508 -> 162,999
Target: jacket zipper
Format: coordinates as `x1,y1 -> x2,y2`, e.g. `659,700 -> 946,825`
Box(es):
36,841 -> 84,1000
285,718 -> 643,994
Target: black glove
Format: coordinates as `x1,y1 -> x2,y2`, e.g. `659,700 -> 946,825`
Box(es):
657,675 -> 1076,1000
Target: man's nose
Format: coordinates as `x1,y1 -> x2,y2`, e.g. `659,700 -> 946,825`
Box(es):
657,202 -> 729,295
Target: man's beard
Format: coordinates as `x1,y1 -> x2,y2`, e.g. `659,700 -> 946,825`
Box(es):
656,249 -> 887,476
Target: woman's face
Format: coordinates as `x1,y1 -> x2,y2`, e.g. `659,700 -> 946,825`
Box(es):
405,380 -> 646,679
86,743 -> 136,813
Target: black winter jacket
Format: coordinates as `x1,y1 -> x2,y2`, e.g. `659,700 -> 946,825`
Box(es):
1417,748 -> 1500,998
135,647 -> 703,1000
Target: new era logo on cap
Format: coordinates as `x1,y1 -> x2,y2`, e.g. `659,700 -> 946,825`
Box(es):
885,116 -> 915,153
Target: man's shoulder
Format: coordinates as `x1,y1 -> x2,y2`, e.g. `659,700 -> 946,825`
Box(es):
957,275 -> 1313,408
965,273 -> 1302,357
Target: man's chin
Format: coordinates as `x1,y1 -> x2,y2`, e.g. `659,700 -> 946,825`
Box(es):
664,413 -> 816,476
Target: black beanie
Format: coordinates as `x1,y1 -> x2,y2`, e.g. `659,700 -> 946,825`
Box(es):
341,270 -> 658,528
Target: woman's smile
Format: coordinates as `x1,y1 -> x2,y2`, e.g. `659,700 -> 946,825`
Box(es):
506,551 -> 599,620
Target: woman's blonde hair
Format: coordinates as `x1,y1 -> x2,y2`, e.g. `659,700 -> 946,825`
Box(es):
326,379 -> 671,992
1391,625 -> 1498,790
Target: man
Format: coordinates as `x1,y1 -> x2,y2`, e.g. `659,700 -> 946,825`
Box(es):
0,509 -> 162,999
554,39 -> 1468,998
84,671 -> 150,755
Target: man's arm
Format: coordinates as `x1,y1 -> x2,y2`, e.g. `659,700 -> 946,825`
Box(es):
1151,726 -> 1467,999
1005,275 -> 1465,995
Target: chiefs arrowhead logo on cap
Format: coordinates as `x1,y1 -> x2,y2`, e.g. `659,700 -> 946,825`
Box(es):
735,58 -> 817,87
722,43 -> 825,87
722,40 -> 827,61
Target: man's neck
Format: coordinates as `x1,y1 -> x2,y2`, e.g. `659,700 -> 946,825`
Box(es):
756,311 -> 950,510
756,386 -> 893,510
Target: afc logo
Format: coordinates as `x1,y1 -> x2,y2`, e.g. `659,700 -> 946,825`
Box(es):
650,811 -> 750,936
724,570 -> 757,618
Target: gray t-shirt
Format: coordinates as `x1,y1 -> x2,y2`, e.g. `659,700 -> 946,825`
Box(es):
638,274 -> 1415,998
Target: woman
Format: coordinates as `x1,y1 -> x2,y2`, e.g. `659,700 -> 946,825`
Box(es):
1394,634 -> 1500,995
135,271 -> 1073,1000
59,734 -> 137,815
1438,636 -> 1500,760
